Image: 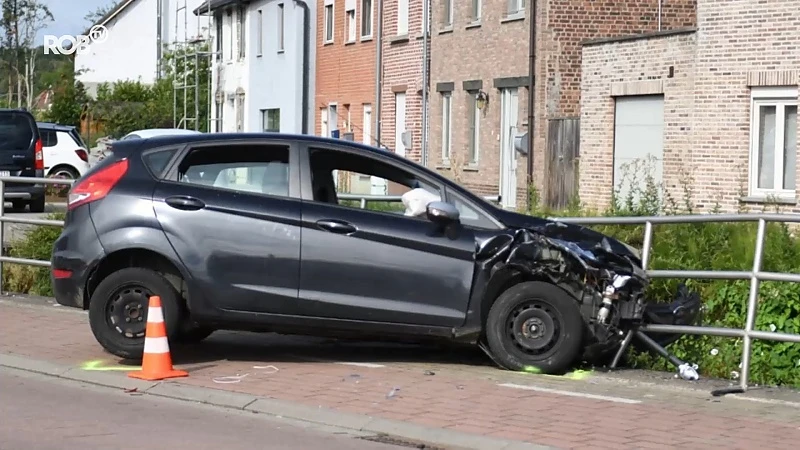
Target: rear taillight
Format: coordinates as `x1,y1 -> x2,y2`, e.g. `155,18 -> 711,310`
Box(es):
75,149 -> 88,162
67,159 -> 129,211
34,138 -> 43,170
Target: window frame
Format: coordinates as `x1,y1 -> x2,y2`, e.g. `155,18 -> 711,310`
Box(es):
161,139 -> 302,200
277,3 -> 285,52
236,5 -> 246,60
470,0 -> 481,22
324,2 -> 334,44
360,0 -> 373,39
467,92 -> 480,164
507,0 -> 525,15
443,0 -> 453,27
346,7 -> 357,42
441,91 -> 452,163
749,86 -> 799,200
256,9 -> 263,56
262,108 -> 281,132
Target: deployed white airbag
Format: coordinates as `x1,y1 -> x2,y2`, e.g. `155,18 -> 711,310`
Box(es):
402,188 -> 441,217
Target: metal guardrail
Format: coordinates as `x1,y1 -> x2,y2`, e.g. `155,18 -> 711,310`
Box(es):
1,180 -> 795,391
0,177 -> 74,285
339,193 -> 502,208
549,213 -> 800,393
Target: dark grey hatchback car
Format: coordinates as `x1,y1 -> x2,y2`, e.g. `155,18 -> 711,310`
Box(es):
51,133 -> 696,374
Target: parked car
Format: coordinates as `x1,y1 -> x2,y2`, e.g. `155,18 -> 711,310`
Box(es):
120,128 -> 202,141
0,108 -> 46,212
50,133 -> 699,373
37,122 -> 91,180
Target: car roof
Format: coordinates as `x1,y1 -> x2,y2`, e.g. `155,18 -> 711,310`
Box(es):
37,121 -> 77,132
124,128 -> 204,138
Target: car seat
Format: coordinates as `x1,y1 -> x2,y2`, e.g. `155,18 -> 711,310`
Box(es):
312,169 -> 338,204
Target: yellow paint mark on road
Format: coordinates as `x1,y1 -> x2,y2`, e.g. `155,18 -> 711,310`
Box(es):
81,360 -> 138,371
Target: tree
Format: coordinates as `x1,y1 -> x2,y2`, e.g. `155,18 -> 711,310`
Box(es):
0,0 -> 53,108
41,65 -> 89,129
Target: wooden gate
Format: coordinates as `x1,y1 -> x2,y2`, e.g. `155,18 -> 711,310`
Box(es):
546,118 -> 580,210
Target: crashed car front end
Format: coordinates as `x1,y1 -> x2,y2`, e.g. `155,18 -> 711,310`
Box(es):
475,215 -> 701,371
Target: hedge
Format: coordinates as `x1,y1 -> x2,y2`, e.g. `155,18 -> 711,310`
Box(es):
5,161 -> 800,386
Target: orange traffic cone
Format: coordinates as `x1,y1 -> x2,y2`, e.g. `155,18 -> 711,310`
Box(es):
128,295 -> 188,381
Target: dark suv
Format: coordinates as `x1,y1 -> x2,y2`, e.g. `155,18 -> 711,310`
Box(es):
0,109 -> 46,212
51,133 -> 696,374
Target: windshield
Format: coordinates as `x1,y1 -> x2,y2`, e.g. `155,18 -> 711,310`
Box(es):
0,112 -> 35,152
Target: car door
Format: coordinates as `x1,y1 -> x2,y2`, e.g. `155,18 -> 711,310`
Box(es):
152,139 -> 303,315
296,143 -> 476,328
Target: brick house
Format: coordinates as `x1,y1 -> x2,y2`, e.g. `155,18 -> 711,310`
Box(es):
580,0 -> 799,213
315,0 -> 379,193
379,0 -> 426,169
427,0 -> 695,210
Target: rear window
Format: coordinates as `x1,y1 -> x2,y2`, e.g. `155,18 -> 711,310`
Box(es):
0,112 -> 35,152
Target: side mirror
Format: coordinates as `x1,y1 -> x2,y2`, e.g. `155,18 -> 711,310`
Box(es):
426,201 -> 460,225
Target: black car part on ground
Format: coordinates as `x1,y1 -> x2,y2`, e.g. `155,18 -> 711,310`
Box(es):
474,223 -> 701,376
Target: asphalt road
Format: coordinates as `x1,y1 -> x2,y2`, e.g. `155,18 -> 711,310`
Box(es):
0,367 -> 401,450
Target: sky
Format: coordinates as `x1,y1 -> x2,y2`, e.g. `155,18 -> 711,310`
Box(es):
37,0 -> 118,43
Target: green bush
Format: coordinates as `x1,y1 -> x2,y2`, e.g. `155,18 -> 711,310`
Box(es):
527,157 -> 800,387
2,213 -> 65,297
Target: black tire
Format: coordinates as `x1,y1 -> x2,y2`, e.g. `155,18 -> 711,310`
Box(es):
47,165 -> 80,180
88,267 -> 183,359
177,324 -> 215,344
10,200 -> 26,212
485,281 -> 584,374
29,195 -> 45,213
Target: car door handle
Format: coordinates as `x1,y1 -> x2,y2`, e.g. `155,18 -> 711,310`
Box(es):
315,219 -> 357,234
165,195 -> 205,211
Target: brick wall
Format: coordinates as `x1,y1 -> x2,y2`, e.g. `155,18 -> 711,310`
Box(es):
380,0 -> 425,163
428,0 -> 530,206
314,0 -> 377,143
532,0 -> 697,206
580,0 -> 800,213
580,32 -> 697,210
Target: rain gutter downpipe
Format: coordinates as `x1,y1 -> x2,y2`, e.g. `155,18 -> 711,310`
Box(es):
527,0 -> 536,185
374,0 -> 384,146
292,0 -> 311,134
421,0 -> 430,166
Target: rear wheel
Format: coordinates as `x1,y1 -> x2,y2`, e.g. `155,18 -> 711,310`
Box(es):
485,281 -> 584,374
10,200 -> 26,212
88,267 -> 183,359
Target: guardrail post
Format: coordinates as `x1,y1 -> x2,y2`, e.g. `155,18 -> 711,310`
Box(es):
360,198 -> 367,209
641,221 -> 653,270
739,218 -> 767,392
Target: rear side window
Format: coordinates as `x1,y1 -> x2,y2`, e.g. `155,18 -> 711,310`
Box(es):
41,129 -> 58,147
143,148 -> 178,177
69,129 -> 87,148
0,112 -> 35,152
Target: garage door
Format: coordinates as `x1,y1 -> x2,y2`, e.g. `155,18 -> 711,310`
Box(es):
613,95 -> 664,204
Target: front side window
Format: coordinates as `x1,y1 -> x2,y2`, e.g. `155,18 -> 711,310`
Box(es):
177,144 -> 290,197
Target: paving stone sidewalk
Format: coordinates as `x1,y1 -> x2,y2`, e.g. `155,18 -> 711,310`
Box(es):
1,298 -> 798,450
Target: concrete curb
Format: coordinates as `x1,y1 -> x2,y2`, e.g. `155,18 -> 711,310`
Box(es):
0,353 -> 553,450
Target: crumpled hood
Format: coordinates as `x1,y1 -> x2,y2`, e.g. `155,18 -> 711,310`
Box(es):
492,209 -> 643,270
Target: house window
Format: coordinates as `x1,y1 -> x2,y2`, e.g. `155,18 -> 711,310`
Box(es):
236,6 -> 246,60
749,86 -> 798,199
256,10 -> 263,56
215,100 -> 224,132
262,109 -> 280,132
471,0 -> 481,21
361,0 -> 373,38
441,92 -> 452,162
363,104 -> 372,145
443,0 -> 453,27
214,12 -> 223,60
397,0 -> 408,35
328,103 -> 338,136
324,2 -> 334,43
507,0 -> 525,15
346,8 -> 356,42
224,9 -> 233,60
277,4 -> 285,52
235,93 -> 245,132
467,92 -> 480,164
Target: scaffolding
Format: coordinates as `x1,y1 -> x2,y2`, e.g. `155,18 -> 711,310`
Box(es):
171,0 -> 217,131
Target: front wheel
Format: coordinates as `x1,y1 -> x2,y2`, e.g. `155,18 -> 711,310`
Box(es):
485,281 -> 584,374
88,267 -> 183,359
